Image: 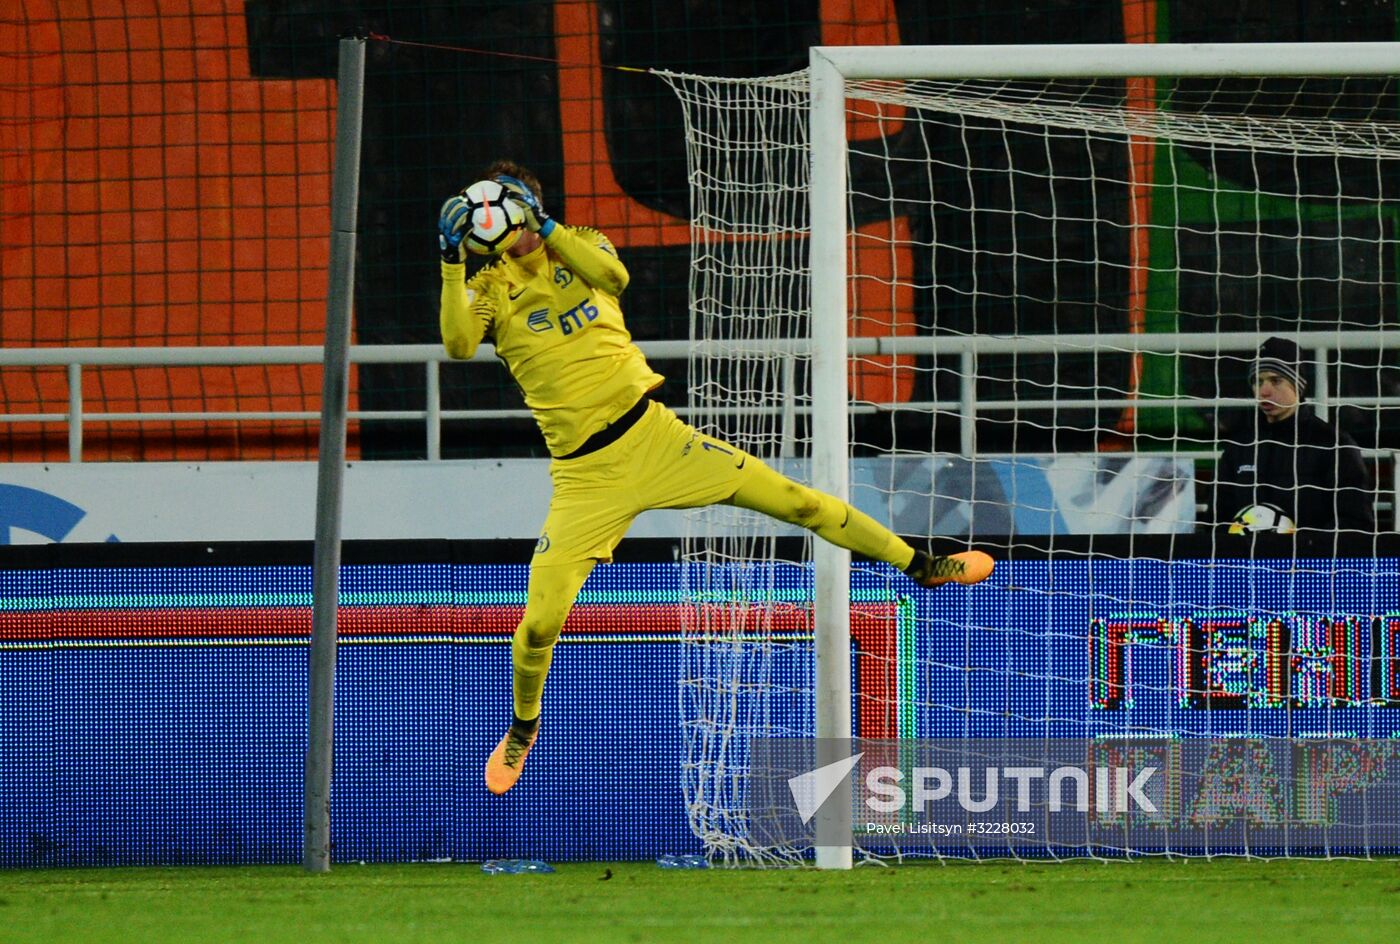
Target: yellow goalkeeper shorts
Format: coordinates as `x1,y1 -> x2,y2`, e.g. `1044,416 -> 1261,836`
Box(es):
532,399 -> 759,565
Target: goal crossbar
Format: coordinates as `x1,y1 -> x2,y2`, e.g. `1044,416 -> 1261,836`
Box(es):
812,42 -> 1400,81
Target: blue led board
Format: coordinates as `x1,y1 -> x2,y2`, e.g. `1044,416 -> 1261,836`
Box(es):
2,556 -> 1397,866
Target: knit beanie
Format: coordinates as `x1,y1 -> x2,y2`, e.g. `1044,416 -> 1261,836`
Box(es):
1249,336 -> 1308,396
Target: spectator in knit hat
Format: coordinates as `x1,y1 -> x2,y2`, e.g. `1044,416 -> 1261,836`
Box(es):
1212,336 -> 1374,545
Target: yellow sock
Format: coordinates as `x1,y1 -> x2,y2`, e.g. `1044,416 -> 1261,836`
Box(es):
510,558 -> 597,721
821,500 -> 915,570
511,629 -> 553,723
728,463 -> 915,569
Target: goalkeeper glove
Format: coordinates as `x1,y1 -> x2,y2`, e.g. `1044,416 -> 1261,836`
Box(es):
495,174 -> 556,238
438,192 -> 472,264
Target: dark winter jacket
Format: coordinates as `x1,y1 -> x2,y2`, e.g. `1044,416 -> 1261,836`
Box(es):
1214,409 -> 1375,538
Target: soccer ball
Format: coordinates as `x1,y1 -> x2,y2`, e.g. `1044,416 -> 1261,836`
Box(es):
460,179 -> 526,256
1228,503 -> 1297,535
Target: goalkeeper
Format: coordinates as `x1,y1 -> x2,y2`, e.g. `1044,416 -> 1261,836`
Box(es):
438,160 -> 994,795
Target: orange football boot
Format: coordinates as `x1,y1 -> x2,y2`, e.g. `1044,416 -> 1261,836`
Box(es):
911,550 -> 995,588
485,724 -> 539,795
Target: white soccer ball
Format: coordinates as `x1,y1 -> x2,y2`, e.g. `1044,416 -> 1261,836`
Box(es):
1228,503 -> 1297,535
460,179 -> 526,256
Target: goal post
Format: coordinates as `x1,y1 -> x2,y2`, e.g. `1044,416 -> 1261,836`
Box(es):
663,42 -> 1400,868
809,51 -> 855,871
306,35 -> 366,875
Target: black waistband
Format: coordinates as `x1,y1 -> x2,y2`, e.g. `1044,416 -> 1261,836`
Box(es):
555,395 -> 652,461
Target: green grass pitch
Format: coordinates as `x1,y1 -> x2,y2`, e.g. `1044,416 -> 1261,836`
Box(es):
4,859 -> 1399,943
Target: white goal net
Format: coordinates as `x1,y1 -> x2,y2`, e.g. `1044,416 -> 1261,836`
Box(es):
659,45 -> 1400,866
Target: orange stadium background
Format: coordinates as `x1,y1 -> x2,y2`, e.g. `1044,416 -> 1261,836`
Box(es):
1,2 -> 334,460
1,1 -> 1162,461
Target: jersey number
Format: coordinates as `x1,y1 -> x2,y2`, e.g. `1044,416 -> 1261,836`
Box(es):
558,300 -> 599,336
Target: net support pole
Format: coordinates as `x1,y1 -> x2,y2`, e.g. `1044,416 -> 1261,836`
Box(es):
808,47 -> 853,871
304,35 -> 365,875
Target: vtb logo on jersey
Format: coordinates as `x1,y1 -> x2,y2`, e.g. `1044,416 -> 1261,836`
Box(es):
527,308 -> 552,332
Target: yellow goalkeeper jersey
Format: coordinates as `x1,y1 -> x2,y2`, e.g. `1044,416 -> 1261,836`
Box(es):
439,224 -> 665,458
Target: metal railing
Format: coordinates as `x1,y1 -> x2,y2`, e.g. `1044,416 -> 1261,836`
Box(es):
1,341 -> 690,462
4,332 -> 1400,464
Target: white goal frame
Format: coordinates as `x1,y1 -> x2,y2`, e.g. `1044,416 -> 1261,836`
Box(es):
807,41 -> 1400,870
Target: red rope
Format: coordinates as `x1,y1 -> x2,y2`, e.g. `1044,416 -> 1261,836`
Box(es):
365,32 -> 651,73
